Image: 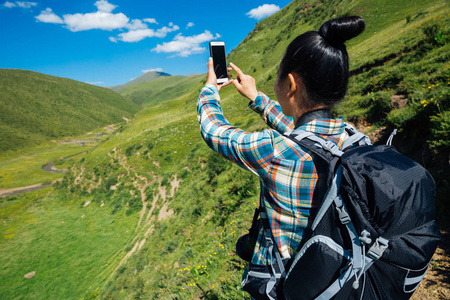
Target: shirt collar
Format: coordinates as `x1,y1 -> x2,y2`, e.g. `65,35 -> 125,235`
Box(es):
297,110 -> 345,136
295,109 -> 332,128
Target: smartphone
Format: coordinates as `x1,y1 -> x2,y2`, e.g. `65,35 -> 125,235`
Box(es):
209,41 -> 228,84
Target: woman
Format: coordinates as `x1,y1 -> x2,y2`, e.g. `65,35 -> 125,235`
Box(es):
197,16 -> 365,298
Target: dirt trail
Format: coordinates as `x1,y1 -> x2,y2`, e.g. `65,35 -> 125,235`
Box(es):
0,183 -> 53,198
57,139 -> 100,144
104,149 -> 181,282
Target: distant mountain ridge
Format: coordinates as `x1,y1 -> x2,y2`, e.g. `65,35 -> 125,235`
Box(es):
109,71 -> 171,92
118,74 -> 204,107
0,69 -> 140,153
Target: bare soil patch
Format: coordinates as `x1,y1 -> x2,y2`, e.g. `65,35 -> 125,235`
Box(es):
412,223 -> 450,300
391,94 -> 408,109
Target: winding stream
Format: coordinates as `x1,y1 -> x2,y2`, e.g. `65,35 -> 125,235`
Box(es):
0,150 -> 87,198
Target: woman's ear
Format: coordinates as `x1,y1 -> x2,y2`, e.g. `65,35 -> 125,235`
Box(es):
287,73 -> 301,98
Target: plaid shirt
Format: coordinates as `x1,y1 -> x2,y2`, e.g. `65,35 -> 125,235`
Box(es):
197,85 -> 353,265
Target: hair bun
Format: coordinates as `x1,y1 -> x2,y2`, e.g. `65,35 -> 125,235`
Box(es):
319,16 -> 365,46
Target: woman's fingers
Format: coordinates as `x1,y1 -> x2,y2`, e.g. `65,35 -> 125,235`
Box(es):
205,60 -> 256,98
227,63 -> 258,101
206,57 -> 217,87
217,79 -> 234,91
229,62 -> 245,78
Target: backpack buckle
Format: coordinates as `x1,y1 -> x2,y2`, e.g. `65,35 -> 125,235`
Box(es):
322,141 -> 344,157
368,237 -> 389,260
335,205 -> 351,224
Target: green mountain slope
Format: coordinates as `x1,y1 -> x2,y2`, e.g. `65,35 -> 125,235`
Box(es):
0,69 -> 140,153
1,1 -> 448,299
64,1 -> 448,298
109,71 -> 171,93
119,74 -> 204,107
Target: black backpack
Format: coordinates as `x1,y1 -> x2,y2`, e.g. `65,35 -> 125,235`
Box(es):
241,126 -> 441,300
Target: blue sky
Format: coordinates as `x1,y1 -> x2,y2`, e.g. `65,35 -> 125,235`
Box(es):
0,1 -> 291,86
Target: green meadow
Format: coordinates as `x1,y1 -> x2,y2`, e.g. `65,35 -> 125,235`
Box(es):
0,188 -> 139,299
0,0 -> 449,299
0,69 -> 139,154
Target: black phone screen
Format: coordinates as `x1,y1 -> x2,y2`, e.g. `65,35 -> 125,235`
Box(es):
210,44 -> 228,80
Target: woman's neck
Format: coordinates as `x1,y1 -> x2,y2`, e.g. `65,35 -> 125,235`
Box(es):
293,105 -> 330,125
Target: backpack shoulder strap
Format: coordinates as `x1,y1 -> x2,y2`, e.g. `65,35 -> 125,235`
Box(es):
285,130 -> 340,163
285,124 -> 372,161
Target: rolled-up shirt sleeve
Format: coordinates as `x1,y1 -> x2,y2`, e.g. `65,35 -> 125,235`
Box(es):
248,92 -> 294,134
197,85 -> 275,176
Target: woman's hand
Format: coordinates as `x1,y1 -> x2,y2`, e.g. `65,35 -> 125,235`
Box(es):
206,57 -> 234,91
229,62 -> 258,101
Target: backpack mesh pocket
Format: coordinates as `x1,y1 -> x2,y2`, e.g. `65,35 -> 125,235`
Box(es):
284,235 -> 352,300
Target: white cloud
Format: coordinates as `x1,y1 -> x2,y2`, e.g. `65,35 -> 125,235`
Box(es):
35,1 -> 128,31
63,11 -> 129,32
247,4 -> 280,20
143,18 -> 158,24
142,68 -> 163,73
3,1 -> 16,8
155,24 -> 179,37
32,1 -> 184,44
86,81 -> 104,85
117,28 -> 155,42
35,8 -> 63,24
116,23 -> 179,42
152,30 -> 220,57
186,22 -> 194,29
126,19 -> 147,30
3,1 -> 37,8
16,1 -> 37,8
94,0 -> 116,13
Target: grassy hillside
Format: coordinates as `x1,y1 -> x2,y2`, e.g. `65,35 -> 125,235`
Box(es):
0,69 -> 140,153
109,71 -> 171,93
1,0 -> 448,299
119,74 -> 204,107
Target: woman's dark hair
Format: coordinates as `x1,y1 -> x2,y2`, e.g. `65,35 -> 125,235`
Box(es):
278,16 -> 365,108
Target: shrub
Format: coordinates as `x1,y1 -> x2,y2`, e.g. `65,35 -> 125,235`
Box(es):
105,177 -> 118,190
161,173 -> 171,186
179,168 -> 189,179
125,145 -> 134,157
422,23 -> 446,46
430,111 -> 450,150
206,152 -> 229,183
366,91 -> 393,123
126,196 -> 142,215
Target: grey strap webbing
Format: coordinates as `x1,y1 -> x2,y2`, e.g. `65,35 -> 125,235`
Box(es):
287,128 -> 345,157
265,233 -> 277,300
259,194 -> 286,300
291,130 -> 315,142
340,132 -> 371,150
314,264 -> 354,300
315,214 -> 389,299
311,165 -> 342,231
314,193 -> 364,300
288,124 -> 372,155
